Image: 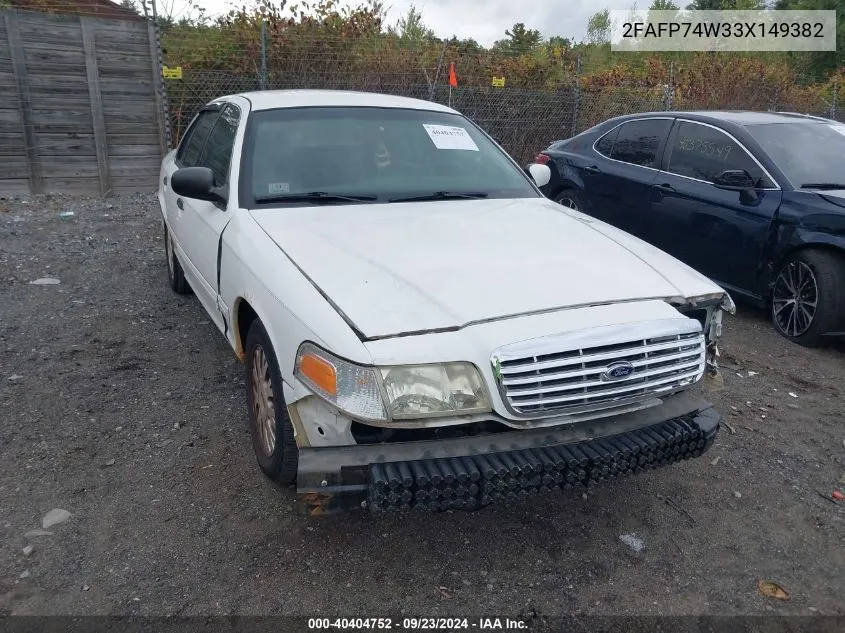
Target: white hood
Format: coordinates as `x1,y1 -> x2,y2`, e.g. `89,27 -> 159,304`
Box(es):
250,198 -> 722,340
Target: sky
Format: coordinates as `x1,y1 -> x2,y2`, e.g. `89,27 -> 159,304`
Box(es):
185,0 -> 638,47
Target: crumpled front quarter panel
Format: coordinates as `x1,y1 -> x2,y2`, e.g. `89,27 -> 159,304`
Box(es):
217,210 -> 373,390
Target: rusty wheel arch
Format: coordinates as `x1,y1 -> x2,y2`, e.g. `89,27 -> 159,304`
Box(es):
234,297 -> 260,363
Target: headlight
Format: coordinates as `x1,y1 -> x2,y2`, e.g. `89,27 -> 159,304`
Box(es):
380,363 -> 491,419
295,343 -> 387,421
294,343 -> 492,422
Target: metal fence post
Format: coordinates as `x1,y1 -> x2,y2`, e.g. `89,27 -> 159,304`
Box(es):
571,52 -> 581,137
665,61 -> 674,111
259,19 -> 267,90
832,81 -> 838,120
430,41 -> 447,102
143,0 -> 173,150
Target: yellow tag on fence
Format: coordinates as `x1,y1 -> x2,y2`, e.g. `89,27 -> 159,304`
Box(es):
491,76 -> 506,88
162,66 -> 183,80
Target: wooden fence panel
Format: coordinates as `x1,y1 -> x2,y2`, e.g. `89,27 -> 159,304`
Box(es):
0,9 -> 165,195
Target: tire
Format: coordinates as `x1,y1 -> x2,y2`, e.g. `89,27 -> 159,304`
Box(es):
770,249 -> 845,348
244,319 -> 299,484
554,188 -> 588,212
163,223 -> 191,295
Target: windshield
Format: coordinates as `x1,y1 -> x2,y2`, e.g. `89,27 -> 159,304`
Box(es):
239,106 -> 540,206
744,121 -> 845,188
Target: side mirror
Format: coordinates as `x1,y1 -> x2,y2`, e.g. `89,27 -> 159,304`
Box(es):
713,169 -> 759,204
528,163 -> 551,188
171,167 -> 227,204
713,169 -> 755,190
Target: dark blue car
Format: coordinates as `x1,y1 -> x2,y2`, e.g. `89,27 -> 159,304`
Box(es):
532,111 -> 845,347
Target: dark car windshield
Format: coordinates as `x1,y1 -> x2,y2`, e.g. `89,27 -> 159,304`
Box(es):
744,121 -> 845,188
239,106 -> 539,206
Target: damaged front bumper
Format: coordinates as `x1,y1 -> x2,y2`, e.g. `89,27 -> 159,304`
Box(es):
674,291 -> 735,376
294,390 -> 720,515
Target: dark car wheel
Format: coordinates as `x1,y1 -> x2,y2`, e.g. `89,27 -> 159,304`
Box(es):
164,223 -> 191,295
554,188 -> 587,212
770,249 -> 844,347
244,319 -> 299,484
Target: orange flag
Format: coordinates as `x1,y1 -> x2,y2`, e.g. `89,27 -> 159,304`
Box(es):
448,62 -> 458,87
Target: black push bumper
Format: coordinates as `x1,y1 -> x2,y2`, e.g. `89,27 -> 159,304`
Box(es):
296,393 -> 720,515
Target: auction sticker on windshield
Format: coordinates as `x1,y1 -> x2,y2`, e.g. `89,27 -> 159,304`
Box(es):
269,182 -> 290,194
423,124 -> 479,151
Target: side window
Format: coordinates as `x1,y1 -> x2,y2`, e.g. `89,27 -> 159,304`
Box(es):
197,104 -> 240,185
667,121 -> 766,185
610,119 -> 673,167
176,110 -> 219,167
594,126 -> 619,157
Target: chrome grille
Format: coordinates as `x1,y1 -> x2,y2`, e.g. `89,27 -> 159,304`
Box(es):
493,320 -> 706,417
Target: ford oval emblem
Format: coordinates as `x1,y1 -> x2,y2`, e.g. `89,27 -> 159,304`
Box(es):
602,361 -> 635,381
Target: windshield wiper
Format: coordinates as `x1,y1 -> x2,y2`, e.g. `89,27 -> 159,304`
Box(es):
388,191 -> 489,203
255,191 -> 378,204
799,183 -> 845,190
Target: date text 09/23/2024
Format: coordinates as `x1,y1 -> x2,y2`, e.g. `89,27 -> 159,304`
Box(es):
308,618 -> 527,630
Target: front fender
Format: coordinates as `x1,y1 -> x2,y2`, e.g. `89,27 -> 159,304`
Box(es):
764,226 -> 845,292
217,210 -> 373,390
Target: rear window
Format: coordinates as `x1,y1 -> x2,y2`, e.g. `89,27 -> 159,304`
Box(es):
608,119 -> 672,167
594,126 -> 619,157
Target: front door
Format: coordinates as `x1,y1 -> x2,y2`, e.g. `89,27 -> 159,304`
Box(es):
646,120 -> 782,295
165,104 -> 241,329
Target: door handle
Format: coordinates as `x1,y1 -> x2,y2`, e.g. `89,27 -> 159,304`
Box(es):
176,198 -> 184,210
653,183 -> 676,193
584,165 -> 602,175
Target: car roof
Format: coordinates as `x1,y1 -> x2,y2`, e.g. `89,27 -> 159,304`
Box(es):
616,110 -> 832,127
219,89 -> 459,114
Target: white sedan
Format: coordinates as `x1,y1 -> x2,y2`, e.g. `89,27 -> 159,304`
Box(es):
158,90 -> 733,514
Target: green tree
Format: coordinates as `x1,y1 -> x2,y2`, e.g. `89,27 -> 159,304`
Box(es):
496,22 -> 543,55
772,0 -> 845,79
586,8 -> 611,45
686,0 -> 765,8
649,0 -> 680,7
395,5 -> 434,44
119,0 -> 140,14
548,35 -> 573,49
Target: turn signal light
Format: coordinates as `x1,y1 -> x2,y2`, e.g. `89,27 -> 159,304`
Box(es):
299,353 -> 337,395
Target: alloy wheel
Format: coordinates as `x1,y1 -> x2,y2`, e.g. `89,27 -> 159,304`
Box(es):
556,196 -> 579,210
772,261 -> 818,337
251,345 -> 276,456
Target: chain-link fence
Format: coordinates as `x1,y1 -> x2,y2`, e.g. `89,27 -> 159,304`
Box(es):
159,21 -> 843,164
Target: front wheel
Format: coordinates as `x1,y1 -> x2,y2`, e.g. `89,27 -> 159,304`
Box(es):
770,249 -> 844,347
244,320 -> 299,484
164,223 -> 191,295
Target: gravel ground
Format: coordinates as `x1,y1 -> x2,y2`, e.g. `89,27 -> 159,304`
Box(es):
1,194 -> 844,620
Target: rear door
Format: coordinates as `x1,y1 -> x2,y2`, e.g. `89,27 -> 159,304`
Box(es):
646,120 -> 782,293
580,118 -> 674,237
